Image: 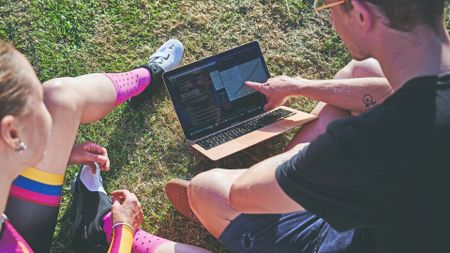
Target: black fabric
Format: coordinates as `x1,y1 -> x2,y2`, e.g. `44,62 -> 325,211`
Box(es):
276,74 -> 450,253
128,63 -> 164,108
219,211 -> 359,253
5,197 -> 59,253
72,167 -> 112,251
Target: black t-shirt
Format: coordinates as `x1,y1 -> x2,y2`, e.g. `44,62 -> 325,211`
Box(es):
276,74 -> 450,253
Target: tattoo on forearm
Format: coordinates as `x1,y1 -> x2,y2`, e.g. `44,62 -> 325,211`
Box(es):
363,94 -> 377,111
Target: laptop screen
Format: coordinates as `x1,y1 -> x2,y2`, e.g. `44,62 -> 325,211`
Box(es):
163,42 -> 269,140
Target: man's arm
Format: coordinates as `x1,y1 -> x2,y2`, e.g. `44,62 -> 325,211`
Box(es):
229,143 -> 308,214
294,77 -> 392,113
246,76 -> 392,114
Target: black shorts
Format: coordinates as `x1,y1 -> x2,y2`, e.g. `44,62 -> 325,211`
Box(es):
218,211 -> 358,253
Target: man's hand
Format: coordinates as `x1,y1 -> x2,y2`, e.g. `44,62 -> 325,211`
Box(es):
68,142 -> 110,172
111,190 -> 144,230
246,75 -> 303,111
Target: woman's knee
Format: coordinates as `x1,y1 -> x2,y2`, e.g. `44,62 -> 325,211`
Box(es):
43,77 -> 80,115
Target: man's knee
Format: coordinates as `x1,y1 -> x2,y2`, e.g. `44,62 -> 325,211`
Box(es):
335,58 -> 384,80
43,78 -> 80,115
188,169 -> 224,213
188,168 -> 239,220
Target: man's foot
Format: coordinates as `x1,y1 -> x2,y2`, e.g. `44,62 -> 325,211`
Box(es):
165,178 -> 198,221
71,165 -> 112,250
128,39 -> 184,108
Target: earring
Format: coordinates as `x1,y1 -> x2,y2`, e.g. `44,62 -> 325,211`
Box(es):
15,140 -> 28,153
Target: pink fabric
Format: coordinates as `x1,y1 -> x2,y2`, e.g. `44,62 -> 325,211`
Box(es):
9,185 -> 61,207
108,224 -> 124,253
103,212 -> 170,253
0,221 -> 33,252
105,68 -> 151,106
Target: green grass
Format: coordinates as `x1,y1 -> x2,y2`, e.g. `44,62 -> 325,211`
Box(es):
1,1 -> 449,252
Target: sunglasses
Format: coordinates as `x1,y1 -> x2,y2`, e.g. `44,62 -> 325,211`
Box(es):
313,0 -> 349,19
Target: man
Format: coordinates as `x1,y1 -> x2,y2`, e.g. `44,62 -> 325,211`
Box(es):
166,0 -> 450,252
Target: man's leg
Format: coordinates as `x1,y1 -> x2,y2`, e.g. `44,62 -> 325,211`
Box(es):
188,169 -> 345,253
188,169 -> 245,238
187,58 -> 386,241
5,40 -> 184,252
285,58 -> 385,150
154,242 -> 212,253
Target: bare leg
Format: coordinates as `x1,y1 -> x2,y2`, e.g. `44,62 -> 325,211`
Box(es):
188,169 -> 246,238
285,58 -> 385,150
284,101 -> 351,150
4,74 -> 119,252
6,40 -> 185,252
38,74 -> 117,174
155,241 -> 212,253
188,58 -> 386,240
6,66 -> 156,252
37,38 -> 185,175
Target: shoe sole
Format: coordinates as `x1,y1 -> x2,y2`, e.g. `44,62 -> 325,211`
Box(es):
165,179 -> 198,221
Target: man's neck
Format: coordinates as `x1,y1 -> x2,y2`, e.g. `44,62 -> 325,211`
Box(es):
374,25 -> 450,90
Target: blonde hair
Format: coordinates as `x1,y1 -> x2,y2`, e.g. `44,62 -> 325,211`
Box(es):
0,40 -> 32,119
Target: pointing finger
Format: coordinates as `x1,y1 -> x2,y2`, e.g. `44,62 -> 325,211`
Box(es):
245,81 -> 268,92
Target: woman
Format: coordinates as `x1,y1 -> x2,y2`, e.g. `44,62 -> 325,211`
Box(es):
0,39 -> 53,252
0,40 -> 210,253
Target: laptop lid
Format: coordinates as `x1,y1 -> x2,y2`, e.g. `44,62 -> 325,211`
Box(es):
163,41 -> 270,141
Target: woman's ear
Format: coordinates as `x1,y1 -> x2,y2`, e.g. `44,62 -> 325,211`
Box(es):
0,115 -> 21,150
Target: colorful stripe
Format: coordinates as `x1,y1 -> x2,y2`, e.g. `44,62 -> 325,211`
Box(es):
20,167 -> 64,186
12,176 -> 62,196
107,225 -> 134,253
17,241 -> 32,253
102,212 -> 171,253
9,167 -> 63,207
9,186 -> 62,207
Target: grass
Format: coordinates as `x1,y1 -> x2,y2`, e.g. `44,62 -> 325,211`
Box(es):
1,0 -> 449,252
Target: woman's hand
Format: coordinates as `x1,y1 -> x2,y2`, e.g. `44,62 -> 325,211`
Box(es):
68,142 -> 110,172
111,190 -> 144,230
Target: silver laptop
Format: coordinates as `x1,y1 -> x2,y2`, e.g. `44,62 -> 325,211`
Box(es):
163,42 -> 317,160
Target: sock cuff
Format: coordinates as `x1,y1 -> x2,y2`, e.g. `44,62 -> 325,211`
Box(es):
20,167 -> 64,186
9,167 -> 63,207
105,68 -> 151,106
102,212 -> 171,253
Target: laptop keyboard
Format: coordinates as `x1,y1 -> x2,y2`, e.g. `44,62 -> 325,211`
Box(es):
196,108 -> 295,150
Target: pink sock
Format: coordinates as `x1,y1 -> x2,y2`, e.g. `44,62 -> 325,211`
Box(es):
103,212 -> 171,253
104,68 -> 152,106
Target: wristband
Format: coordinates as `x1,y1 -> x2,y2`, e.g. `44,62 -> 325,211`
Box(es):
112,222 -> 135,234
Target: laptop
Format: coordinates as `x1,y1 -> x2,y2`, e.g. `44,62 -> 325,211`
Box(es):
162,41 -> 317,160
